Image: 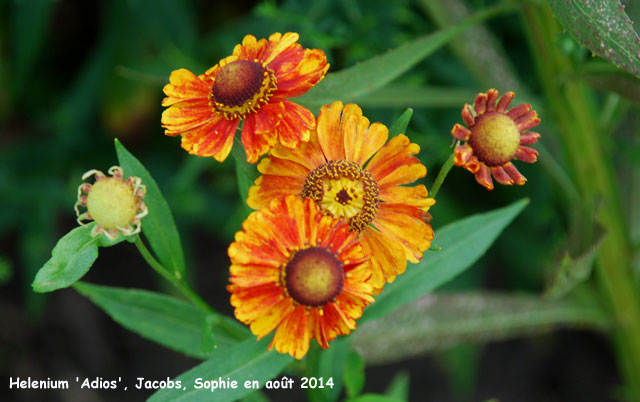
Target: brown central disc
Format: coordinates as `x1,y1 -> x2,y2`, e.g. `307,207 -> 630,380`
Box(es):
284,247 -> 344,307
212,60 -> 266,107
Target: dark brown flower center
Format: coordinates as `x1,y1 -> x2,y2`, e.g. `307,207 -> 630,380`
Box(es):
210,59 -> 277,120
284,247 -> 344,307
468,112 -> 521,167
302,160 -> 379,232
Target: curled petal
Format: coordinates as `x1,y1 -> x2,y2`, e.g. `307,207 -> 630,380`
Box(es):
454,144 -> 474,166
474,93 -> 488,115
503,162 -> 527,185
507,103 -> 531,120
462,104 -> 475,126
491,166 -> 514,185
486,88 -> 499,112
520,131 -> 541,145
474,163 -> 494,190
451,123 -> 472,141
515,146 -> 539,163
465,155 -> 481,174
496,91 -> 515,113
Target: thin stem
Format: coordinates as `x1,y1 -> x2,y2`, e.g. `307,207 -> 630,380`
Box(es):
135,236 -> 215,315
430,153 -> 455,198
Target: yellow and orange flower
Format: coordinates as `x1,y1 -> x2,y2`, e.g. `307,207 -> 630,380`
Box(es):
247,101 -> 435,292
161,32 -> 329,163
228,196 -> 374,359
451,89 -> 541,190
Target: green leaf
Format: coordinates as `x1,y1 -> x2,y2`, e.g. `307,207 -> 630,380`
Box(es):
384,371 -> 409,401
74,282 -> 248,359
148,337 -> 293,402
579,61 -> 640,105
231,136 -> 259,211
353,292 -> 611,365
296,4 -> 515,110
32,225 -> 98,293
544,227 -> 607,299
388,109 -> 413,137
362,199 -> 529,322
548,0 -> 640,78
347,394 -> 406,402
115,139 -> 186,278
343,350 -> 365,399
307,337 -> 350,402
353,86 -> 478,109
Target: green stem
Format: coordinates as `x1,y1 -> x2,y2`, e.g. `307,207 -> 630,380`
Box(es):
135,236 -> 215,315
430,153 -> 455,199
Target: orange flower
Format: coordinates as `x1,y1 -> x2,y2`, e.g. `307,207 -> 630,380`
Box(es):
247,102 -> 435,292
228,196 -> 374,359
161,32 -> 329,163
451,89 -> 541,190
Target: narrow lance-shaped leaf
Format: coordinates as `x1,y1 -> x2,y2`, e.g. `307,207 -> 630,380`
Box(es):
295,3 -> 515,110
362,199 -> 529,322
115,139 -> 186,278
388,108 -> 413,137
74,282 -> 249,359
548,0 -> 640,79
353,292 -> 611,365
149,337 -> 293,402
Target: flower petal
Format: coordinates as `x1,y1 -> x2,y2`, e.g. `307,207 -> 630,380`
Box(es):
474,92 -> 488,115
366,134 -> 425,189
179,115 -> 238,162
343,113 -> 388,166
491,166 -> 514,185
462,104 -> 475,126
454,144 -> 474,166
275,100 -> 315,148
474,163 -> 494,190
486,88 -> 499,112
520,131 -> 541,145
161,99 -> 215,135
451,123 -> 472,141
503,162 -> 527,184
379,184 -> 435,210
273,48 -> 329,98
496,91 -> 515,113
373,203 -> 434,263
161,68 -> 211,106
515,146 -> 539,163
317,101 -> 347,161
242,112 -> 279,163
360,226 -> 406,292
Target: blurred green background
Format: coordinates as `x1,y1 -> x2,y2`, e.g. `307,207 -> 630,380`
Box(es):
3,0 -> 638,400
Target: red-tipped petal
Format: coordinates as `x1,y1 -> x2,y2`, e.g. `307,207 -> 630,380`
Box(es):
496,92 -> 515,113
517,116 -> 541,132
507,103 -> 531,120
474,164 -> 494,190
453,144 -> 473,166
465,155 -> 481,174
486,89 -> 499,112
520,131 -> 541,145
474,93 -> 488,115
515,146 -> 538,163
503,162 -> 527,185
491,166 -> 514,185
462,104 -> 475,127
451,123 -> 472,141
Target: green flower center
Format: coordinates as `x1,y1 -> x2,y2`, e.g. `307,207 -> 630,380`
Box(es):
468,112 -> 521,167
86,178 -> 138,230
284,247 -> 344,307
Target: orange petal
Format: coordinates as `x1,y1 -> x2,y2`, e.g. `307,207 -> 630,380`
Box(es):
490,166 -> 514,185
273,48 -> 329,98
366,134 -> 424,188
503,162 -> 527,185
161,68 -> 211,106
373,204 -> 434,263
270,129 -> 326,171
343,113 -> 388,166
451,123 -> 471,141
233,34 -> 267,62
256,154 -> 310,178
316,101 -> 347,160
464,155 -> 481,174
276,100 -> 315,148
474,92 -> 488,115
270,304 -> 311,359
179,115 -> 238,162
474,163 -> 494,190
360,226 -> 407,291
161,99 -> 215,135
230,282 -> 287,325
379,184 -> 436,210
496,91 -> 515,113
247,174 -> 306,210
250,297 -> 294,339
515,146 -> 538,163
454,144 -> 474,166
263,32 -> 301,65
241,113 -> 278,163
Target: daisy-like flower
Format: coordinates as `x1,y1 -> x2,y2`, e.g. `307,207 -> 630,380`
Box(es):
228,195 -> 374,359
247,102 -> 435,292
75,166 -> 148,241
161,32 -> 329,163
451,89 -> 541,190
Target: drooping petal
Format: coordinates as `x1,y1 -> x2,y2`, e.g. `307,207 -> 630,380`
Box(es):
454,144 -> 474,165
273,48 -> 329,98
515,146 -> 539,163
241,113 -> 278,163
491,166 -> 514,185
503,162 -> 527,184
360,226 -> 408,292
180,115 -> 238,162
474,163 -> 494,190
451,123 -> 472,141
373,203 -> 434,263
275,99 -> 315,148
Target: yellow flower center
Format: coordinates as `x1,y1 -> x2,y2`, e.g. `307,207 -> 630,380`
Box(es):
210,59 -> 277,120
468,112 -> 521,167
302,160 -> 379,232
283,247 -> 344,307
86,178 -> 138,230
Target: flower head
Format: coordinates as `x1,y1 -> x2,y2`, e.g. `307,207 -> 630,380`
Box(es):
451,89 -> 541,190
228,196 -> 374,359
247,102 -> 435,292
162,32 -> 329,163
75,166 -> 148,241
